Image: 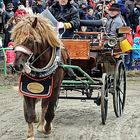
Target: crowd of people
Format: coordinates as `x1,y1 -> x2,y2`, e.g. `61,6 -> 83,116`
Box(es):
0,0 -> 140,70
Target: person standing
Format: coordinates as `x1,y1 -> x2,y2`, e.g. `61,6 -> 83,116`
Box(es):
131,2 -> 140,32
125,0 -> 136,27
33,0 -> 44,14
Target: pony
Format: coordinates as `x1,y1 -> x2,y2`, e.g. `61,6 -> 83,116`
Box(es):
11,15 -> 68,140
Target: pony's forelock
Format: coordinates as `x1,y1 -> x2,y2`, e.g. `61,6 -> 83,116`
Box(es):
11,14 -> 64,48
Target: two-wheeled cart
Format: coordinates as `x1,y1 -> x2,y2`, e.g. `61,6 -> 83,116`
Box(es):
60,24 -> 130,124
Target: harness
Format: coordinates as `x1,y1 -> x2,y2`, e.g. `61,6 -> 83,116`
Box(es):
14,45 -> 62,78
15,45 -> 62,98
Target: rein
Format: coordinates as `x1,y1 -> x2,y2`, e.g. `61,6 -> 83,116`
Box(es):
15,45 -> 62,77
30,46 -> 51,65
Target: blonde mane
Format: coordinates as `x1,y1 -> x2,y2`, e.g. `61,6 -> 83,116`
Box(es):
11,14 -> 63,48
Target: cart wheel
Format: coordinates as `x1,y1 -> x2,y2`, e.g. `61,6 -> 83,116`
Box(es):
101,73 -> 108,124
113,60 -> 126,117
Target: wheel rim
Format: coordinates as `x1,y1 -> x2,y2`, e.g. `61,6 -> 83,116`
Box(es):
101,73 -> 108,124
113,60 -> 126,117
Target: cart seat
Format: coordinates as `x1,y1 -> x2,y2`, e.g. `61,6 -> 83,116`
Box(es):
80,20 -> 103,27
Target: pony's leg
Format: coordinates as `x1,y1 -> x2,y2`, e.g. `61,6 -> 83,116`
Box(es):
44,88 -> 60,134
37,99 -> 49,132
44,103 -> 54,134
24,96 -> 37,140
43,68 -> 64,134
27,123 -> 34,140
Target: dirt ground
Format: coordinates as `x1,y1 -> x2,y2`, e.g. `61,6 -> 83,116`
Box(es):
0,74 -> 140,140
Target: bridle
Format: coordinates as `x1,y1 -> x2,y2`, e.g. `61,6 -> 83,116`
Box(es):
14,45 -> 62,77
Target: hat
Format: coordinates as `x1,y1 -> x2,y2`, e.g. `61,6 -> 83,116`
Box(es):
14,9 -> 27,17
109,3 -> 121,11
18,5 -> 25,10
8,41 -> 14,47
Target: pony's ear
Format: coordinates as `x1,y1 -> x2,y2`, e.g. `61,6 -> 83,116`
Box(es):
32,17 -> 37,28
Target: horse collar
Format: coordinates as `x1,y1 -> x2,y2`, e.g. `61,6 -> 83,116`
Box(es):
24,47 -> 61,78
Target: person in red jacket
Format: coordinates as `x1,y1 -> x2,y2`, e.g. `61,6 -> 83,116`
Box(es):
89,0 -> 96,9
134,25 -> 140,38
5,41 -> 16,75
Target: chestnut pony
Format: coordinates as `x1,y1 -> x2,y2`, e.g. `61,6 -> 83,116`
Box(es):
11,15 -> 68,140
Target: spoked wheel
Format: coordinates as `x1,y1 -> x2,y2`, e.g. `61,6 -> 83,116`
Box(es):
101,73 -> 108,124
113,60 -> 126,117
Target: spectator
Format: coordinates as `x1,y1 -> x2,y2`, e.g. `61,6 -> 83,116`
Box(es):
125,0 -> 135,27
106,3 -> 126,35
132,37 -> 140,59
88,0 -> 96,9
134,25 -> 140,38
3,8 -> 27,47
104,0 -> 115,17
117,0 -> 127,20
0,0 -> 5,33
49,0 -> 80,38
20,0 -> 33,7
132,2 -> 140,32
85,7 -> 95,32
94,3 -> 103,20
12,0 -> 20,11
79,2 -> 89,20
4,3 -> 14,25
47,0 -> 55,7
33,0 -> 44,14
5,41 -> 16,75
85,6 -> 94,20
3,0 -> 11,6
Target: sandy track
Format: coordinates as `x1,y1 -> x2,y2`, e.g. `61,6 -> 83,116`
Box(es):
0,77 -> 140,140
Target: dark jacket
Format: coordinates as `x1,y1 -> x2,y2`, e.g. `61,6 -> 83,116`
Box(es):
132,7 -> 140,32
33,4 -> 44,14
49,1 -> 80,38
85,13 -> 95,32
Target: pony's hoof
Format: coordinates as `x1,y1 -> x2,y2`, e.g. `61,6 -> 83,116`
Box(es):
44,123 -> 53,135
44,129 -> 51,135
37,124 -> 45,133
27,136 -> 35,140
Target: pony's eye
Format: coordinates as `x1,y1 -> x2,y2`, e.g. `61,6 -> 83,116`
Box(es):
24,37 -> 33,44
28,37 -> 33,43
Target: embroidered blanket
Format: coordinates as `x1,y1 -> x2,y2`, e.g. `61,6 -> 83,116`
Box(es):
19,73 -> 53,98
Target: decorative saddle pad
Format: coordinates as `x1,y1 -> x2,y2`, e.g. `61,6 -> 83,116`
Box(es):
19,73 -> 53,98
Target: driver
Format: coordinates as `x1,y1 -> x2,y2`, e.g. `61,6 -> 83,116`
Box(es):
49,0 -> 80,38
